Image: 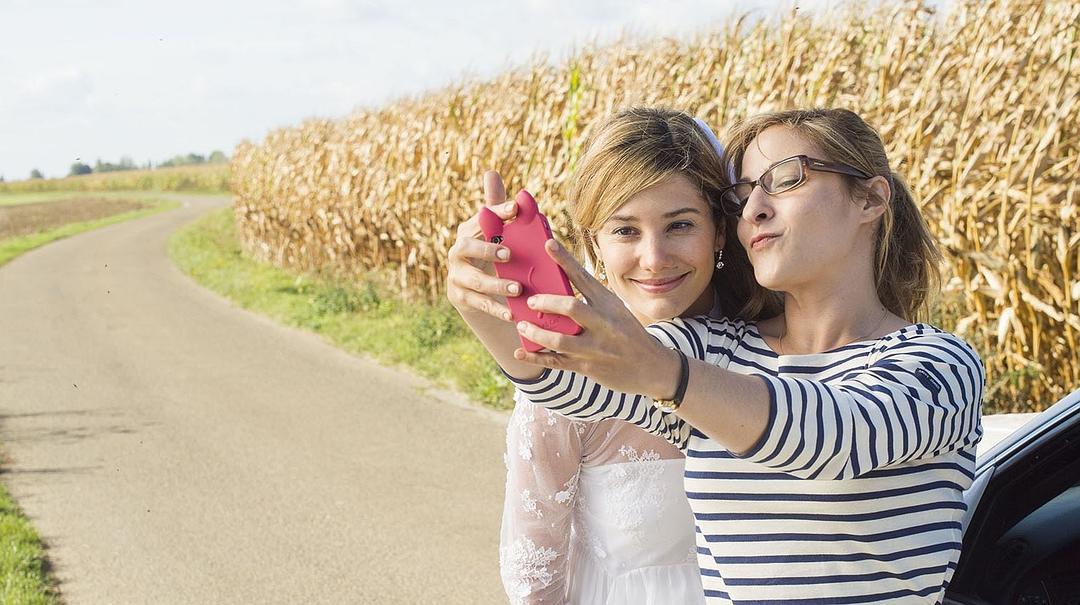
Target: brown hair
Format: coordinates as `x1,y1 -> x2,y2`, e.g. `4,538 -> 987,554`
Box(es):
722,108 -> 941,321
568,107 -> 779,320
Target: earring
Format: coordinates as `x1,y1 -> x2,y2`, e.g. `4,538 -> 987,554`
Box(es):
596,261 -> 607,281
715,250 -> 725,270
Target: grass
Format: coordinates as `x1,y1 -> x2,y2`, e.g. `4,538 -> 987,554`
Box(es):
0,199 -> 180,267
168,207 -> 514,410
0,480 -> 57,605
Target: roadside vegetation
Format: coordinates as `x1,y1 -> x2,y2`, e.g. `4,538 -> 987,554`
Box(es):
0,193 -> 180,267
0,163 -> 229,195
168,207 -> 513,409
0,479 -> 58,605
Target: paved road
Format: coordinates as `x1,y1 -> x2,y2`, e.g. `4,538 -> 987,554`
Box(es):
0,195 -> 509,604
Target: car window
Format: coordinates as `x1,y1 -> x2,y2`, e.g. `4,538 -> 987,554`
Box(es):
948,412 -> 1080,604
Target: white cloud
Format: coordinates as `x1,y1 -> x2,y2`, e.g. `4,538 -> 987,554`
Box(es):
6,69 -> 95,116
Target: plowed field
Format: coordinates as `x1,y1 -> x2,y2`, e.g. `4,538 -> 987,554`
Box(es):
0,197 -> 148,239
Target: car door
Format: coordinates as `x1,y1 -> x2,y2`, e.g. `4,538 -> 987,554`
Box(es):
944,389 -> 1080,605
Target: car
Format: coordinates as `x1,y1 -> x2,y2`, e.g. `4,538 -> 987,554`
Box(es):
944,388 -> 1080,604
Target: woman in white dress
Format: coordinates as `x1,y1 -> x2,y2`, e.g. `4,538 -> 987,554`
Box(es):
487,108 -> 778,604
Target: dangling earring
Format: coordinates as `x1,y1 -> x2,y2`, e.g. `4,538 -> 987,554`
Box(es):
596,260 -> 607,281
715,250 -> 725,270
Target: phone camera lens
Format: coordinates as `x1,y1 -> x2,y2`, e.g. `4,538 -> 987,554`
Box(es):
491,236 -> 503,244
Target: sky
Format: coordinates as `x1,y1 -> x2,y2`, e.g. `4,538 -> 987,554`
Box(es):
0,0 -> 848,180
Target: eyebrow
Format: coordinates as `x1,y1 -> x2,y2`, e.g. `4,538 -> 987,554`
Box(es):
608,207 -> 704,222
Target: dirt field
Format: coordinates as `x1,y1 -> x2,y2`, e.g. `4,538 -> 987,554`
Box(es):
0,197 -> 149,239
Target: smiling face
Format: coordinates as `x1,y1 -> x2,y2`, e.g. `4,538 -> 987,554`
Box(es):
735,125 -> 880,294
594,173 -> 722,325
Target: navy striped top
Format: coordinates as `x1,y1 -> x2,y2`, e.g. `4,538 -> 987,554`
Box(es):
508,318 -> 984,604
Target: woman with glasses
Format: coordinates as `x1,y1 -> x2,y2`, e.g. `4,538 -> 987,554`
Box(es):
450,107 -> 983,604
452,108 -> 776,604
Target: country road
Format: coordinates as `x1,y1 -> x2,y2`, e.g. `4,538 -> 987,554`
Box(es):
0,194 -> 509,604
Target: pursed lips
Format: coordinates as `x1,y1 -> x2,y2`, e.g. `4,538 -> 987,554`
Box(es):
750,233 -> 780,250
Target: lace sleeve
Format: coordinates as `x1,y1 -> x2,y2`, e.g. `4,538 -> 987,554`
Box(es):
499,390 -> 585,605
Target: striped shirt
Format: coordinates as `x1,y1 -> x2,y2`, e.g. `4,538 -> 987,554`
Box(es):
508,318 -> 984,604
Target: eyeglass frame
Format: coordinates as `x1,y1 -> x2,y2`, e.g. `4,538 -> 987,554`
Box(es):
720,154 -> 874,217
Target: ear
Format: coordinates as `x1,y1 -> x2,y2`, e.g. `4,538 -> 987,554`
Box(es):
859,175 -> 890,225
582,229 -> 598,252
583,230 -> 602,265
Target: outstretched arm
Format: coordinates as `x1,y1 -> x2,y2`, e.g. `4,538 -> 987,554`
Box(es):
512,242 -> 983,475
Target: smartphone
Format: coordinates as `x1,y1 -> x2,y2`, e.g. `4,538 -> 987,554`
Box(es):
478,189 -> 582,352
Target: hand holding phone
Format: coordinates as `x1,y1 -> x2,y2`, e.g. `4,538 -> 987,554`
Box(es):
478,189 -> 582,352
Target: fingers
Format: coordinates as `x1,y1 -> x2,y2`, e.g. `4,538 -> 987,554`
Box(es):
526,293 -> 597,329
447,239 -> 521,298
513,347 -> 570,369
544,239 -> 607,304
515,320 -> 578,354
449,288 -> 513,322
492,200 -> 518,221
483,170 -> 507,205
449,260 -> 521,297
449,236 -> 512,265
456,203 -> 517,245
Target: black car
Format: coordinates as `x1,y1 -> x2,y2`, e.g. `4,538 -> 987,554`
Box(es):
944,389 -> 1080,604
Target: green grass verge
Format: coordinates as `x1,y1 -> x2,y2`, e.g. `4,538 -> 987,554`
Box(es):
168,207 -> 513,410
0,481 -> 58,605
0,199 -> 180,267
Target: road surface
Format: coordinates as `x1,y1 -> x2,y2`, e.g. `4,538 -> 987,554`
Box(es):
0,194 -> 509,604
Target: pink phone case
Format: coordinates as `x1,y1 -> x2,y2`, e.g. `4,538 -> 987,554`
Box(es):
478,189 -> 582,352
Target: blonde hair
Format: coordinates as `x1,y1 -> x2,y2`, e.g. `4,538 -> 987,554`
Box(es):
569,107 -> 779,320
722,108 -> 942,321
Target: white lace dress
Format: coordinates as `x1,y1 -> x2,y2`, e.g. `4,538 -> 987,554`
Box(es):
499,391 -> 704,605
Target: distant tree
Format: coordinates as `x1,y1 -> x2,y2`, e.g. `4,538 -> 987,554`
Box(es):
208,150 -> 228,163
92,156 -> 139,173
30,168 -> 44,179
158,152 -> 208,168
69,162 -> 92,176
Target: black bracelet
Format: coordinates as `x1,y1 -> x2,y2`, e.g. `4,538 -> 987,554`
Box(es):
671,349 -> 689,404
654,349 -> 689,412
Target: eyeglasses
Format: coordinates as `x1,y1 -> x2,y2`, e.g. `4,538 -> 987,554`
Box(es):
720,155 -> 873,216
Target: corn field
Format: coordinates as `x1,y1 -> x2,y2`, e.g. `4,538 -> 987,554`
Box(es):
231,0 -> 1080,412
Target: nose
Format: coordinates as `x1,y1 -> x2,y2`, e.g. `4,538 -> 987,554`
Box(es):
638,233 -> 675,272
740,185 -> 774,224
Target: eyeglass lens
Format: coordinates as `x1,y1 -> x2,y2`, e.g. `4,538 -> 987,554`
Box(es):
722,157 -> 806,215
